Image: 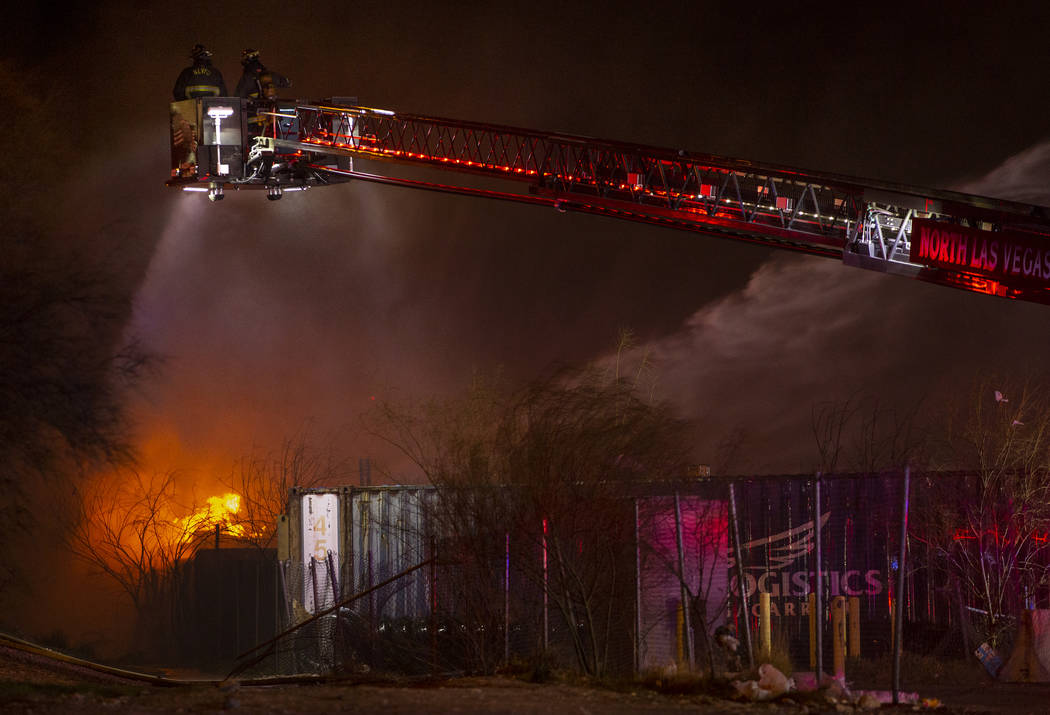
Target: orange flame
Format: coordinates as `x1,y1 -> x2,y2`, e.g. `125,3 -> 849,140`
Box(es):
173,492 -> 249,540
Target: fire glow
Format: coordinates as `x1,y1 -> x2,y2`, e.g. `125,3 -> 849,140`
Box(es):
173,492 -> 249,541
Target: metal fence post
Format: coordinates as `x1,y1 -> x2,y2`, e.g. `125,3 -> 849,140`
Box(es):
504,531 -> 510,666
727,482 -> 754,669
814,474 -> 824,682
326,551 -> 342,669
309,557 -> 322,667
429,536 -> 437,674
274,560 -> 282,674
542,518 -> 549,653
893,466 -> 911,704
634,498 -> 643,674
674,491 -> 695,669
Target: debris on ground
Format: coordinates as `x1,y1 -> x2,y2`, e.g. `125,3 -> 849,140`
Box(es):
732,663 -> 794,701
733,663 -> 936,710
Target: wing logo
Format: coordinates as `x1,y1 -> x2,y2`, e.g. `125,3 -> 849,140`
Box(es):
728,512 -> 831,571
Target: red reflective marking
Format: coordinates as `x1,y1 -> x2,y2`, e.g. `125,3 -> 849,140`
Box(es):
953,526 -> 1050,542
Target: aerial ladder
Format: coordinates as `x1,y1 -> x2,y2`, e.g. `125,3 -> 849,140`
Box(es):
167,96 -> 1050,306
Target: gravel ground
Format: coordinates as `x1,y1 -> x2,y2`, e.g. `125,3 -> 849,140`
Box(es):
5,642 -> 1050,714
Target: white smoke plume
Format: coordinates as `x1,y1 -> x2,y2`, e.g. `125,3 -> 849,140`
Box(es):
956,141 -> 1050,204
634,145 -> 1050,475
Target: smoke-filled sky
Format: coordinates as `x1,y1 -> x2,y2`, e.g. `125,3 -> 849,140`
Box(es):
15,1 -> 1050,486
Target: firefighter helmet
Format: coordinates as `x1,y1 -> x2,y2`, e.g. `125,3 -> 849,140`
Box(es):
241,48 -> 261,66
191,44 -> 212,61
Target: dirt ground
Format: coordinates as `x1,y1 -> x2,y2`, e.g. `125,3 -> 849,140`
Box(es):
4,643 -> 1050,714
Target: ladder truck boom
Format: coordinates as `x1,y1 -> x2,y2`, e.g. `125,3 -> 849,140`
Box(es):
167,96 -> 1050,305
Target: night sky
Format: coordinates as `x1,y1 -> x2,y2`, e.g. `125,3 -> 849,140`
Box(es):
13,1 -> 1050,484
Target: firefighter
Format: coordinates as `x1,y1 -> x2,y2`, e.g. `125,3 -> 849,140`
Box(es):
172,44 -> 227,100
235,48 -> 292,100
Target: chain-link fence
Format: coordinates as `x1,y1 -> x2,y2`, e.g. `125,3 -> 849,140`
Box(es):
229,473 -> 1045,691
722,474 -> 906,683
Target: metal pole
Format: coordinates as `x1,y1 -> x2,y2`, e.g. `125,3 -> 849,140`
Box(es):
727,482 -> 754,669
814,474 -> 824,681
274,560 -> 281,674
310,556 -> 322,668
326,551 -> 341,669
634,498 -> 643,674
277,561 -> 292,625
326,550 -> 341,603
504,532 -> 510,666
310,557 -> 320,615
255,559 -> 261,654
542,518 -> 549,653
893,467 -> 911,704
368,550 -> 375,661
673,492 -> 695,669
429,536 -> 437,674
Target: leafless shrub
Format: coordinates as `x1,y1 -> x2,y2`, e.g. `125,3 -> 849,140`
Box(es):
69,470 -> 209,655
368,358 -> 694,676
914,374 -> 1050,647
